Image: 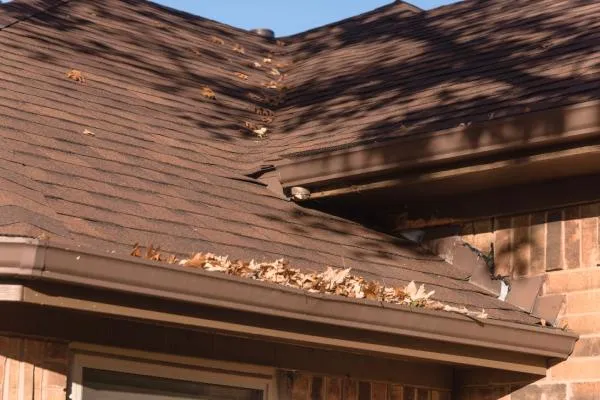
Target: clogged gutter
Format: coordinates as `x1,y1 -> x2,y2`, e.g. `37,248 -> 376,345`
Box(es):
131,245 -> 489,320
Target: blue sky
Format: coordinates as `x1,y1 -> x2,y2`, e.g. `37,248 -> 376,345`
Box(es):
153,1 -> 456,36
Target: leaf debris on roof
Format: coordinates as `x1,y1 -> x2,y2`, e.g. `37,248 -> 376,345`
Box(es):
66,69 -> 85,83
210,36 -> 225,45
130,244 -> 487,319
200,86 -> 216,100
232,43 -> 245,54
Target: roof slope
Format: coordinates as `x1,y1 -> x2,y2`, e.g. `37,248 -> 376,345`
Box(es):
273,0 -> 600,156
0,0 -> 541,324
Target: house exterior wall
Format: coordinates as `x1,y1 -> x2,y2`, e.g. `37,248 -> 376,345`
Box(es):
0,336 -> 68,400
457,202 -> 600,400
0,333 -> 450,400
286,373 -> 451,400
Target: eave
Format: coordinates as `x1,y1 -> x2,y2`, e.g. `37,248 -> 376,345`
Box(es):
276,101 -> 600,200
0,237 -> 577,375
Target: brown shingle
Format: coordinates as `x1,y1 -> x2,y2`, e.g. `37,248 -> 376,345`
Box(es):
275,0 -> 600,157
0,0 -> 548,325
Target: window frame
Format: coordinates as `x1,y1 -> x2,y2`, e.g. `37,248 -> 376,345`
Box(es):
68,344 -> 277,400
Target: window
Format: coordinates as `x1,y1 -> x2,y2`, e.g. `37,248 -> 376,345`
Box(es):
69,347 -> 276,400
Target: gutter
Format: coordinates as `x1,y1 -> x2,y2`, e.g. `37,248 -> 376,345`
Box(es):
276,100 -> 600,196
0,237 -> 578,374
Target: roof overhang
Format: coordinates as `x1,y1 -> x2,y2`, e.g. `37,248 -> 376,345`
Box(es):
0,237 -> 577,375
276,101 -> 600,200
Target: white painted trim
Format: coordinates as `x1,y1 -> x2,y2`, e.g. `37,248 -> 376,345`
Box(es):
69,345 -> 277,400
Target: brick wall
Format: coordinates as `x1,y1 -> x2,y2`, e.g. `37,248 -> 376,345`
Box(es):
458,202 -> 600,400
0,335 -> 68,400
286,373 -> 450,400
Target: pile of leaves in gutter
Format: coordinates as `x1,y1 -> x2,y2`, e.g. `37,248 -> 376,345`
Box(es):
131,244 -> 488,319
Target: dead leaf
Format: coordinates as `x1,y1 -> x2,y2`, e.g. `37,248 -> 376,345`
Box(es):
254,106 -> 274,117
234,72 -> 249,80
66,69 -> 85,83
83,129 -> 96,137
131,243 -> 142,257
143,250 -> 485,319
210,36 -> 225,45
233,44 -> 245,54
269,68 -> 281,76
249,61 -> 262,69
36,233 -> 50,241
201,87 -> 216,100
262,57 -> 272,64
244,121 -> 259,130
262,81 -> 279,89
253,127 -> 268,138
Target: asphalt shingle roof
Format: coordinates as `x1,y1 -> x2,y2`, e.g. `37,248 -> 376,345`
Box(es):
274,0 -> 600,157
0,0 -> 584,325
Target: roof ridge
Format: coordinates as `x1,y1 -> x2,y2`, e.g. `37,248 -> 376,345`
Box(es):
281,1 -> 423,41
0,0 -> 72,31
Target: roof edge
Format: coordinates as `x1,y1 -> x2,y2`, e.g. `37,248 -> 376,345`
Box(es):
277,100 -> 600,196
0,237 -> 577,372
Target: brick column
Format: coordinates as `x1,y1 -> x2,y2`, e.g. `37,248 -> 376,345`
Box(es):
0,336 -> 68,400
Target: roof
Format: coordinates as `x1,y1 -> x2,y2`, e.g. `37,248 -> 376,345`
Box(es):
274,0 -> 600,157
0,237 -> 578,374
0,0 -> 567,327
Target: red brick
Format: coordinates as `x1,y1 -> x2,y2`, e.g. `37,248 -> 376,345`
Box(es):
358,382 -> 370,400
325,377 -> 341,400
530,212 -> 547,275
22,361 -> 34,400
495,217 -> 513,277
571,382 -> 600,400
390,385 -> 403,400
561,314 -> 600,333
7,358 -> 20,400
292,374 -> 311,400
468,386 -> 510,400
342,379 -> 358,400
572,336 -> 600,356
545,269 -> 600,294
581,204 -> 599,268
513,215 -> 531,277
417,389 -> 431,400
511,384 -> 565,400
566,291 -> 600,314
33,364 -> 43,400
44,369 -> 67,391
546,211 -> 565,271
564,207 -> 582,269
431,391 -> 451,400
405,387 -> 417,400
550,358 -> 600,380
462,219 -> 494,251
311,376 -> 324,400
0,336 -> 68,400
371,383 -> 387,400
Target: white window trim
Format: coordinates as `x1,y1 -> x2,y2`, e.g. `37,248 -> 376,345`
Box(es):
69,344 -> 277,400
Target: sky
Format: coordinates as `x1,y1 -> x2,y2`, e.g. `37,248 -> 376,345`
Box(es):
152,1 -> 456,37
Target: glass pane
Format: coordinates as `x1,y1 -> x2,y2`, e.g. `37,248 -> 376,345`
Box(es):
82,368 -> 263,400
